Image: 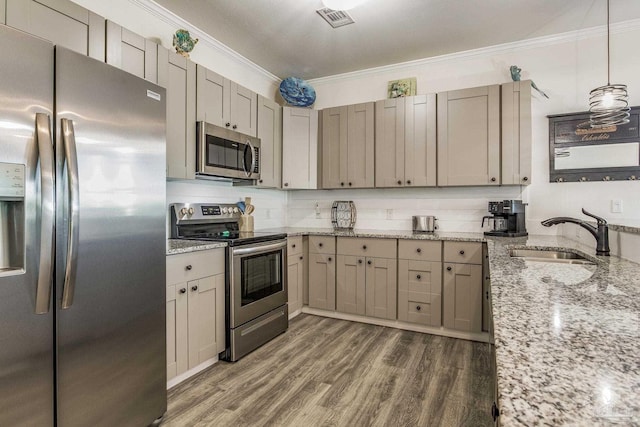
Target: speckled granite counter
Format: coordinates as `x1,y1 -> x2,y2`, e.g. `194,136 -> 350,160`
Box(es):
166,239 -> 227,255
486,235 -> 640,426
260,227 -> 486,242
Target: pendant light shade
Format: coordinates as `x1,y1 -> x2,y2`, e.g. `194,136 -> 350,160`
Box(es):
322,0 -> 368,11
589,0 -> 630,129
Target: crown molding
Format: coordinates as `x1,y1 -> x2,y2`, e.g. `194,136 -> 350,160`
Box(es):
308,18 -> 640,85
128,0 -> 280,84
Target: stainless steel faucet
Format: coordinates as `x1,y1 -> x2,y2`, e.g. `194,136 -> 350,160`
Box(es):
541,208 -> 610,256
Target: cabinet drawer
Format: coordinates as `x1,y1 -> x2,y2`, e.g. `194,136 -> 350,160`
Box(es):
443,241 -> 482,265
398,296 -> 441,326
167,248 -> 225,285
337,237 -> 396,258
309,235 -> 335,254
287,236 -> 303,256
398,239 -> 441,261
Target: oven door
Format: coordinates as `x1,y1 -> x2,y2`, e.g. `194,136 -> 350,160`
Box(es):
230,239 -> 287,328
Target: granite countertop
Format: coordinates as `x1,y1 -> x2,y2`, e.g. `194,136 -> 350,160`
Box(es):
260,227 -> 486,242
486,235 -> 640,426
166,239 -> 227,255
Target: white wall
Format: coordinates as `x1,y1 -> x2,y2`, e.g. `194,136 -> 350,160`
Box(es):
305,21 -> 640,236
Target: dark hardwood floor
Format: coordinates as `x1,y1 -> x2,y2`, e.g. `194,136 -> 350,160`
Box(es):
164,314 -> 494,427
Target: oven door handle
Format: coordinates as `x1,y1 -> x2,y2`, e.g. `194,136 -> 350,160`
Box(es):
232,240 -> 287,256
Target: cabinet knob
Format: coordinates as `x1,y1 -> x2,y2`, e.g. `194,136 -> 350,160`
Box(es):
348,182 -> 352,186
340,182 -> 344,187
491,177 -> 496,182
459,250 -> 465,255
300,256 -> 303,260
232,124 -> 237,129
179,288 -> 186,294
523,176 -> 529,182
416,274 -> 421,280
362,245 -> 367,250
397,180 -> 402,185
284,182 -> 289,187
319,243 -> 323,247
328,257 -> 332,262
416,248 -> 422,253
416,305 -> 421,311
486,291 -> 489,300
367,260 -> 372,265
259,179 -> 263,183
292,244 -> 296,248
185,264 -> 192,271
446,266 -> 452,271
225,122 -> 230,127
358,259 -> 363,264
406,180 -> 411,185
191,285 -> 198,292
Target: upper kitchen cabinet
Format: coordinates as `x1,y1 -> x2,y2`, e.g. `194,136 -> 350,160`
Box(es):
501,80 -> 532,185
5,0 -> 104,60
158,47 -> 196,179
106,21 -> 158,84
282,107 -> 319,189
376,95 -> 436,188
322,102 -> 374,189
196,65 -> 257,137
256,95 -> 282,188
0,2 -> 5,23
437,85 -> 500,186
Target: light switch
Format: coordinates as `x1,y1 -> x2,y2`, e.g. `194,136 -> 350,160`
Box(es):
611,199 -> 623,213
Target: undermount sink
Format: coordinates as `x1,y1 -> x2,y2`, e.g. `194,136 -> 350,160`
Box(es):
509,249 -> 595,265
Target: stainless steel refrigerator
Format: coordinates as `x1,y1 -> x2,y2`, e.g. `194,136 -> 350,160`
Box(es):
0,25 -> 167,426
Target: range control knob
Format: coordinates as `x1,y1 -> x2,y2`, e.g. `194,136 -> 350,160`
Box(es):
222,207 -> 228,214
180,207 -> 188,216
188,207 -> 194,215
233,207 -> 239,213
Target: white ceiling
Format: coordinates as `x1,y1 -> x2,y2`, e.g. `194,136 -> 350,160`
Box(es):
155,0 -> 640,80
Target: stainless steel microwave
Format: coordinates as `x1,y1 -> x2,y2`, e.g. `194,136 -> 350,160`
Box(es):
196,121 -> 260,180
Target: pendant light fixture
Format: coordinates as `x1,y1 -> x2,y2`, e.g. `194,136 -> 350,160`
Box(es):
322,0 -> 368,11
589,0 -> 630,129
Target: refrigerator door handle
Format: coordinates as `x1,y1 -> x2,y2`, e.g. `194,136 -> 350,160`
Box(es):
34,113 -> 55,314
61,118 -> 79,309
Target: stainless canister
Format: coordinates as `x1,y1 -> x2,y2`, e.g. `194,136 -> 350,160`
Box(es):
412,215 -> 437,233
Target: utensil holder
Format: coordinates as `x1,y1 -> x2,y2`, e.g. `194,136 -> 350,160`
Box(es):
239,215 -> 254,232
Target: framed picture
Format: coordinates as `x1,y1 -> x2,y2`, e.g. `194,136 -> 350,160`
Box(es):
387,77 -> 417,98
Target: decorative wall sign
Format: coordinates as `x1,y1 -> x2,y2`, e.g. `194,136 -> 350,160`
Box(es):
387,77 -> 416,98
548,106 -> 640,182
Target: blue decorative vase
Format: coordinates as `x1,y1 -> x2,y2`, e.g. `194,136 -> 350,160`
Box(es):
279,77 -> 316,107
173,29 -> 198,58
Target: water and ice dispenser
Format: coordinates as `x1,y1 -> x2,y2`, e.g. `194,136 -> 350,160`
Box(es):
0,162 -> 25,274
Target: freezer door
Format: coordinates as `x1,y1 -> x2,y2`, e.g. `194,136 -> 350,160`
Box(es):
0,25 -> 55,427
55,47 -> 167,427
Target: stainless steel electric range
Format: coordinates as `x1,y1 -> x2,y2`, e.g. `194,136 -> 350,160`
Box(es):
170,203 -> 288,362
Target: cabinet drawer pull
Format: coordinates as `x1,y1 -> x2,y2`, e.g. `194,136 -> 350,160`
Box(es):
446,266 -> 452,271
319,243 -> 323,247
328,257 -> 332,262
416,305 -> 421,311
284,182 -> 289,187
406,180 -> 411,185
358,259 -> 363,264
459,250 -> 465,255
232,124 -> 237,129
367,260 -> 372,265
348,182 -> 352,186
523,176 -> 529,182
185,265 -> 192,271
362,245 -> 367,250
341,182 -> 345,186
191,285 -> 198,292
225,122 -> 230,127
491,177 -> 496,182
416,248 -> 422,253
179,288 -> 186,294
299,256 -> 303,260
397,180 -> 402,185
292,244 -> 296,248
416,274 -> 421,280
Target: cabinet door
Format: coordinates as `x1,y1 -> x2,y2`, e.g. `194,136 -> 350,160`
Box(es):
443,263 -> 483,332
336,255 -> 366,315
167,283 -> 188,380
257,95 -> 282,188
187,274 -> 225,369
196,65 -> 230,127
398,259 -> 442,326
437,85 -> 500,186
106,21 -> 158,83
158,48 -> 196,179
502,80 -> 532,185
287,254 -> 304,313
308,253 -> 335,310
365,257 -> 397,320
405,94 -> 436,187
0,2 -> 5,23
321,106 -> 347,189
282,107 -> 318,189
6,0 -> 104,60
230,81 -> 257,136
375,98 -> 405,188
347,102 -> 375,188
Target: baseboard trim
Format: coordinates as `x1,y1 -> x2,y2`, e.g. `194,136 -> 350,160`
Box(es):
289,308 -> 303,320
301,306 -> 490,343
167,357 -> 218,390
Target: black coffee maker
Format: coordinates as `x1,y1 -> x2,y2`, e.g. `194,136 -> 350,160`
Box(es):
482,200 -> 528,237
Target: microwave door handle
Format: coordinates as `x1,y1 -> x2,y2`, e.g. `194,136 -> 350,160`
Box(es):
34,113 -> 55,314
245,140 -> 256,178
60,118 -> 80,309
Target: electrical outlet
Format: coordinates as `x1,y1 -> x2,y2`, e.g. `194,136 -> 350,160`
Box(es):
386,209 -> 393,220
315,202 -> 321,218
611,199 -> 623,213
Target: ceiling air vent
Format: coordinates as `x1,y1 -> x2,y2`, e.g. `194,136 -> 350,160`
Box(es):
316,8 -> 355,28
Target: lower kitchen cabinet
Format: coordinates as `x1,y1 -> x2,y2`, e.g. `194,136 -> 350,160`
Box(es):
166,248 -> 225,382
398,259 -> 442,326
336,255 -> 365,315
364,257 -> 397,320
287,236 -> 305,313
442,262 -> 483,333
308,236 -> 336,310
